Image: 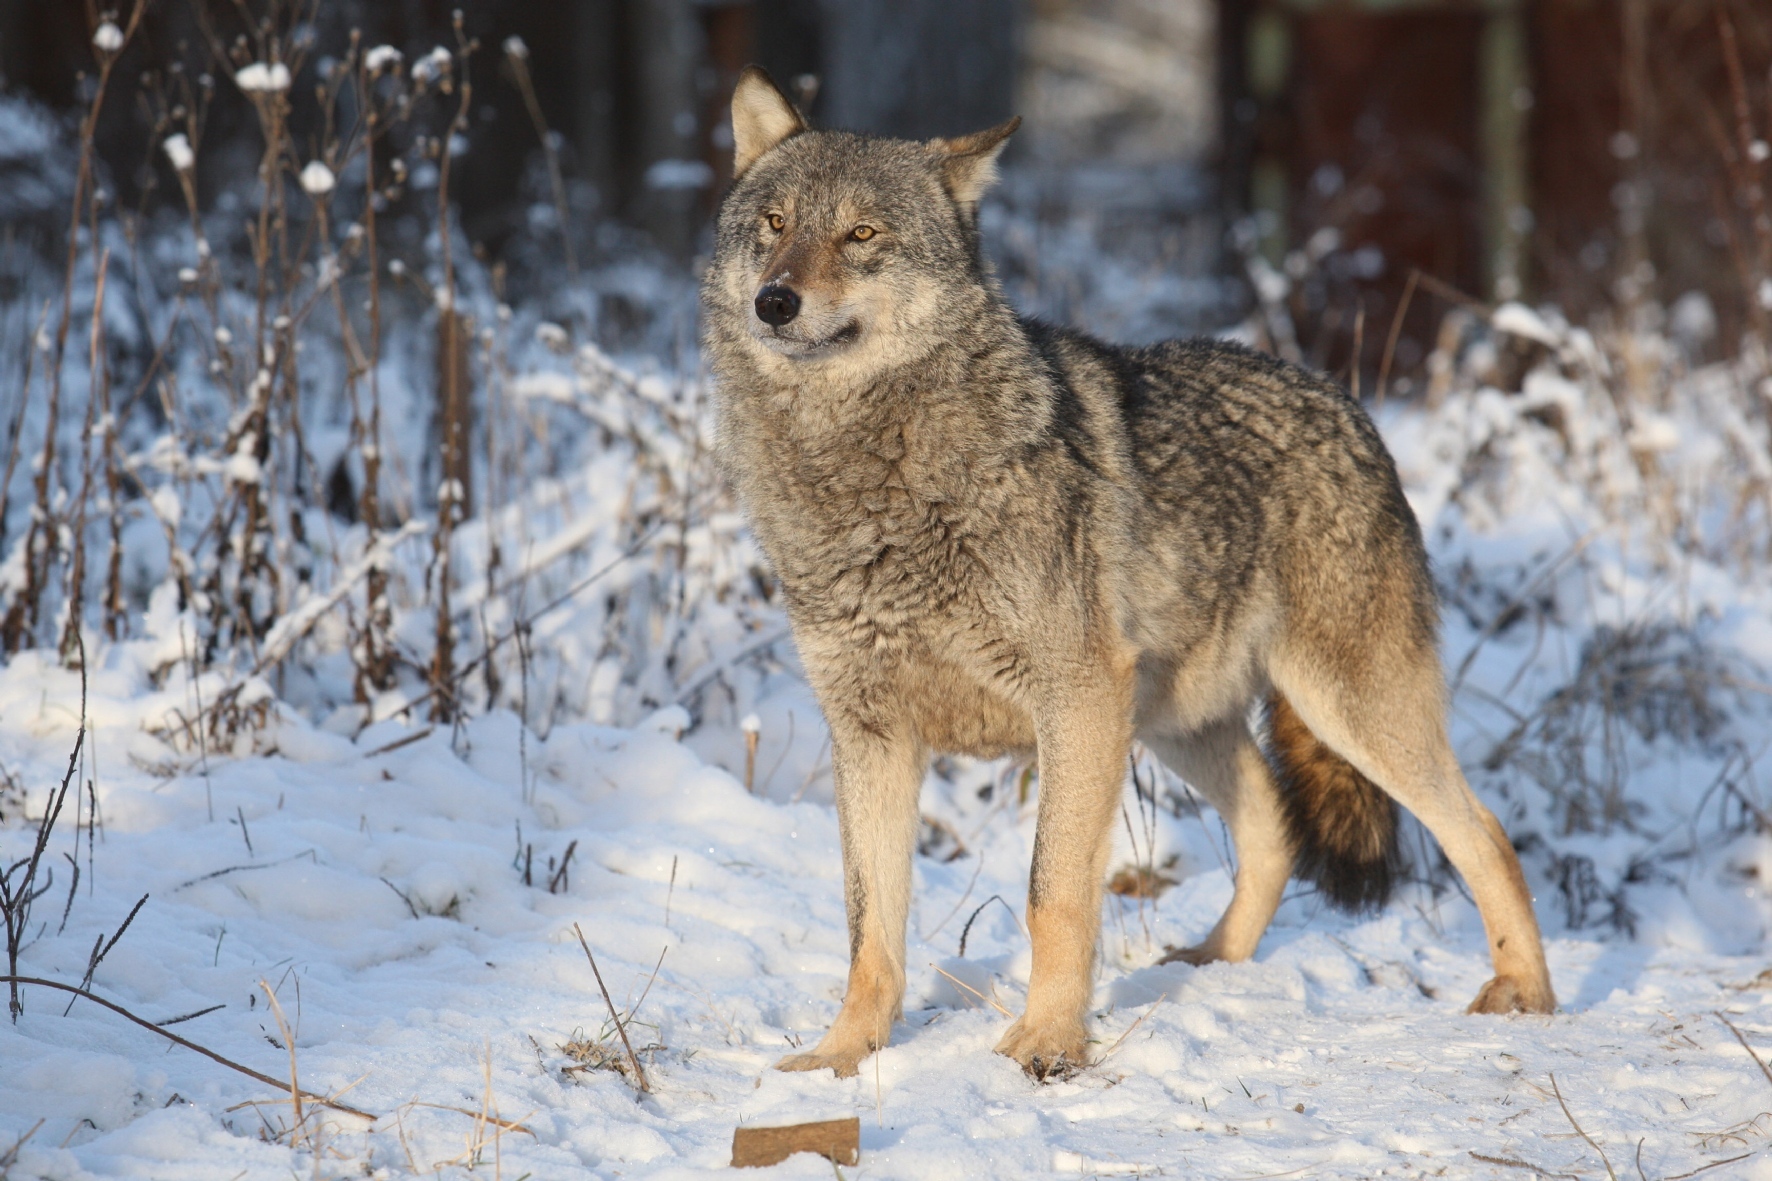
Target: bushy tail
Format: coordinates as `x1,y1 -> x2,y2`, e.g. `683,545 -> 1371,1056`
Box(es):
1265,692 -> 1405,913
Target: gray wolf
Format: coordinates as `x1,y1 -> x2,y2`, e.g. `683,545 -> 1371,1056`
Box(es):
702,67 -> 1555,1080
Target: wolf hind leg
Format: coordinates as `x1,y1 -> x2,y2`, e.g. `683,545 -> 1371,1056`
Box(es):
1271,647 -> 1555,1015
777,719 -> 926,1078
1143,718 -> 1293,966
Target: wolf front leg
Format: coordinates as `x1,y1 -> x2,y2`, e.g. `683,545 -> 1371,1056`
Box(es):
778,716 -> 926,1078
996,673 -> 1134,1078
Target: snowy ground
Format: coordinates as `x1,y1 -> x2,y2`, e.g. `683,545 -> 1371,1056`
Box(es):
3,647 -> 1772,1181
6,359 -> 1772,1179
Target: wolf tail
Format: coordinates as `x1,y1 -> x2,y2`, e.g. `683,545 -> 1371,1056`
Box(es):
1264,692 -> 1405,913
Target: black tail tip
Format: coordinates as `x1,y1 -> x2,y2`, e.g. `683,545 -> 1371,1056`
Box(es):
1266,693 -> 1408,915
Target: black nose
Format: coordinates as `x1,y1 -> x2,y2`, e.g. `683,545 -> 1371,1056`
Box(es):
754,285 -> 800,327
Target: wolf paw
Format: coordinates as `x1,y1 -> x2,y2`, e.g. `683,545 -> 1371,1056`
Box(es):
1466,973 -> 1556,1015
775,1047 -> 870,1078
994,1016 -> 1087,1081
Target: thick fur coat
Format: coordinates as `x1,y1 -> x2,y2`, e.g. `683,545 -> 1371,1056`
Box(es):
702,68 -> 1554,1079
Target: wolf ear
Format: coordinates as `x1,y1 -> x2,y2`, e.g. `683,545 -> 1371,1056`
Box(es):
731,66 -> 806,178
931,116 -> 1020,210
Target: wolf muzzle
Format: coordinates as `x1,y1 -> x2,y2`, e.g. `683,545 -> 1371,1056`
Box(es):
755,284 -> 801,326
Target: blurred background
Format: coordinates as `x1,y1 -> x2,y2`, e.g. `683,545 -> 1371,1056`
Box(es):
5,0 -> 1766,386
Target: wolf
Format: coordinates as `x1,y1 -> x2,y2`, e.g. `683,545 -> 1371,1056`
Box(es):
702,66 -> 1555,1080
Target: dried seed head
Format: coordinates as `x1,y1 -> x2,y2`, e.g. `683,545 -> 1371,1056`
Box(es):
364,45 -> 402,74
92,22 -> 124,54
234,61 -> 291,93
162,133 -> 195,173
299,160 -> 336,196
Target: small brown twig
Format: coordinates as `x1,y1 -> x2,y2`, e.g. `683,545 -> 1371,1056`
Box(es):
1716,1011 -> 1772,1093
957,893 -> 1023,957
1549,1071 -> 1618,1181
259,980 -> 306,1150
928,963 -> 1013,1017
1375,268 -> 1420,409
1660,1150 -> 1758,1180
1094,994 -> 1167,1067
624,945 -> 668,1027
0,1118 -> 45,1172
1467,1150 -> 1580,1178
403,1100 -> 534,1138
0,976 -> 374,1120
572,923 -> 649,1093
503,36 -> 576,276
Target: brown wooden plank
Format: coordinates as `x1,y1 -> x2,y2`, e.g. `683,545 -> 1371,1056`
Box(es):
731,1116 -> 861,1168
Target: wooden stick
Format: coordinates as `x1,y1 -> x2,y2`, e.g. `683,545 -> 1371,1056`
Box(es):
1715,1011 -> 1772,1092
1549,1072 -> 1618,1181
731,1117 -> 859,1168
572,923 -> 649,1093
0,976 -> 374,1120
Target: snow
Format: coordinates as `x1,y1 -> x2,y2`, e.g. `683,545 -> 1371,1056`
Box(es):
161,133 -> 194,174
233,62 -> 291,94
364,46 -> 402,74
4,360 -> 1772,1179
299,160 -> 336,196
0,70 -> 1769,1173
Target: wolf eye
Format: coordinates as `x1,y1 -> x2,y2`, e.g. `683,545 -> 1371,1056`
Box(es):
850,225 -> 876,241
766,213 -> 784,232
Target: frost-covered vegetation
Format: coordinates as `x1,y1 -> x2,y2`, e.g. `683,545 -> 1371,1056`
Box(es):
3,5 -> 1772,1179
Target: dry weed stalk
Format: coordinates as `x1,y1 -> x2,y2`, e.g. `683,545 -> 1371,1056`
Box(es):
1,2 -> 146,655
572,922 -> 650,1093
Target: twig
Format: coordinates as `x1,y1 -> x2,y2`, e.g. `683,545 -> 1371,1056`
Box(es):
260,980 -> 305,1150
1450,530 -> 1598,694
571,923 -> 649,1093
155,1002 -> 226,1027
4,723 -> 85,1019
1715,1011 -> 1772,1092
0,1118 -> 44,1172
625,945 -> 668,1027
1375,268 -> 1421,408
64,891 -> 148,1015
548,840 -> 577,895
923,852 -> 985,943
1467,1151 -> 1580,1178
1549,1071 -> 1618,1181
403,1101 -> 534,1138
929,963 -> 1013,1017
664,854 -> 678,926
1094,994 -> 1167,1066
1661,1151 -> 1758,1180
957,894 -> 1023,957
363,727 -> 434,759
0,976 -> 374,1119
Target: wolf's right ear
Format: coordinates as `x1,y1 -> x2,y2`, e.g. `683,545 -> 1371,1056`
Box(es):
730,66 -> 806,179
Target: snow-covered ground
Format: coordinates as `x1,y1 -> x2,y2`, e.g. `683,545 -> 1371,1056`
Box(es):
5,323 -> 1772,1179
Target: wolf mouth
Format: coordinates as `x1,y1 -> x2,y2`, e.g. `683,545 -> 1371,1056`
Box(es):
766,320 -> 860,357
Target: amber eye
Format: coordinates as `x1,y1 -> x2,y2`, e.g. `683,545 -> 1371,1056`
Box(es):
851,225 -> 876,241
766,213 -> 784,232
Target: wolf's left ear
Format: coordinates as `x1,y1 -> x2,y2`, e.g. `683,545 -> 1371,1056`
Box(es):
931,116 -> 1020,211
731,66 -> 806,178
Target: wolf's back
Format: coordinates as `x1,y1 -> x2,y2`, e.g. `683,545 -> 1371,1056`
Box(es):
1072,334 -> 1417,914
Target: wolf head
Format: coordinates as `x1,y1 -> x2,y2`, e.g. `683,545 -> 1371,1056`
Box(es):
703,66 -> 1018,387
